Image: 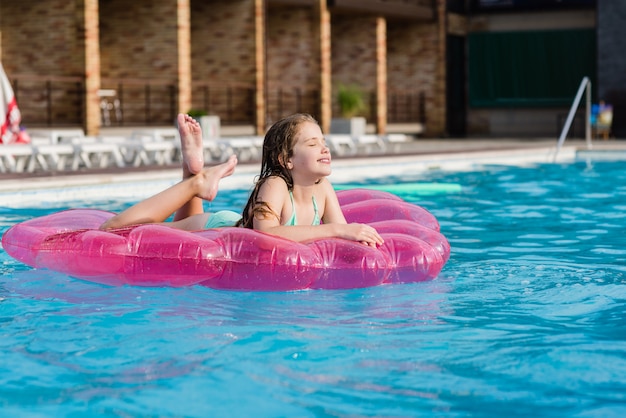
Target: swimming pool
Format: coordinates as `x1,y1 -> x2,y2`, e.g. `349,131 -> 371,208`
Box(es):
1,159 -> 625,416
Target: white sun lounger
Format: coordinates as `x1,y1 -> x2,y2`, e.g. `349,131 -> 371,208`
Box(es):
200,140 -> 230,163
30,143 -> 78,172
131,128 -> 179,142
354,134 -> 387,154
326,134 -> 358,157
121,140 -> 176,167
0,144 -> 35,173
218,136 -> 263,162
103,129 -> 176,167
26,128 -> 86,145
71,136 -> 126,169
187,136 -> 264,163
51,129 -> 86,144
384,133 -> 411,153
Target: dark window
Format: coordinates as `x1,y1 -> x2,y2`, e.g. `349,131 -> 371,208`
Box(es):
468,29 -> 596,107
447,0 -> 467,14
470,0 -> 596,12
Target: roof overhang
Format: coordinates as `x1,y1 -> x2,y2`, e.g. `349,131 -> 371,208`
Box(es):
267,0 -> 435,21
268,0 -> 316,6
328,0 -> 435,21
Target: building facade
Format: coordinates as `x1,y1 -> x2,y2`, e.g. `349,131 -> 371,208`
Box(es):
1,0 -> 619,139
464,0 -> 599,138
0,0 -> 443,137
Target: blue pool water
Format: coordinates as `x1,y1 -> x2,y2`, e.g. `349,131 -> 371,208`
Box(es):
1,160 -> 625,417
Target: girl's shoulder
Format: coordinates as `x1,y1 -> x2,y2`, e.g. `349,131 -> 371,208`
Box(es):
257,175 -> 290,202
261,175 -> 290,190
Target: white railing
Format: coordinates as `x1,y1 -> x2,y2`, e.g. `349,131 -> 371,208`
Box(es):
553,76 -> 592,162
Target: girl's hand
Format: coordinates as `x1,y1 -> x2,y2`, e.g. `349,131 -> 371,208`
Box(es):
339,223 -> 384,247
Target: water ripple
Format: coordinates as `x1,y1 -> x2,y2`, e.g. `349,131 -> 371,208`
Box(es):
1,161 -> 625,416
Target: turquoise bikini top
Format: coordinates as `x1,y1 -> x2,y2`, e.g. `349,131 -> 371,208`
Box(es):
286,191 -> 320,226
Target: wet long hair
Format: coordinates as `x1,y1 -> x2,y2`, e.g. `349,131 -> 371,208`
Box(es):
236,113 -> 319,228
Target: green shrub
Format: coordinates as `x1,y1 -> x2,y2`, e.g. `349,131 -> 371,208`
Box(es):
187,109 -> 208,118
337,84 -> 367,118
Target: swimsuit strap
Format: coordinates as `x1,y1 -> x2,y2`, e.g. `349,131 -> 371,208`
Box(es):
312,195 -> 320,226
286,191 -> 297,226
286,190 -> 320,226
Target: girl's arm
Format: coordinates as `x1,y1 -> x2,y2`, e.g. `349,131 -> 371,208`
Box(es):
253,178 -> 383,247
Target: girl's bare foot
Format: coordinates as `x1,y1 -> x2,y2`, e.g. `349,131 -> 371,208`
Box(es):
177,113 -> 204,175
195,155 -> 238,201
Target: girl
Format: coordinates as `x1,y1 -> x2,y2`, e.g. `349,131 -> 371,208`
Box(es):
101,113 -> 383,247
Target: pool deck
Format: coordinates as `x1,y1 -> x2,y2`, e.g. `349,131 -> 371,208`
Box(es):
1,137 -> 625,195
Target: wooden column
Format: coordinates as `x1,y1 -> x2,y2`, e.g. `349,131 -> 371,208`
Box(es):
375,17 -> 387,135
177,0 -> 192,115
82,0 -> 101,136
316,0 -> 332,134
254,0 -> 267,135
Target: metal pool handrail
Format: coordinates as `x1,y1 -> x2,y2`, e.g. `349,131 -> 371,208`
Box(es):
553,76 -> 593,162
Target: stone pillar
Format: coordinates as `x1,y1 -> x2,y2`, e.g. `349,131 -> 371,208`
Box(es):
177,0 -> 192,115
82,0 -> 101,136
254,0 -> 267,136
316,0 -> 332,135
376,17 -> 387,135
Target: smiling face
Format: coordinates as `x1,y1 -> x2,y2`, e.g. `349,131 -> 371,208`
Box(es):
286,121 -> 331,183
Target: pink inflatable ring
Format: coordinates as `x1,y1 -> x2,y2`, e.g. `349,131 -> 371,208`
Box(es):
2,189 -> 450,291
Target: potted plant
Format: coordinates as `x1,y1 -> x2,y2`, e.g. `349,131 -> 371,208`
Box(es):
330,84 -> 367,136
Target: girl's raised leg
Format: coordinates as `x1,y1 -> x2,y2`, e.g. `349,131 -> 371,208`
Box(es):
100,154 -> 237,230
174,113 -> 205,220
179,113 -> 204,175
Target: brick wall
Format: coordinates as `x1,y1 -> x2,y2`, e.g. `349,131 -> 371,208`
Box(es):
100,1 -> 178,80
99,0 -> 179,124
1,0 -> 87,125
0,0 -> 445,134
266,4 -> 320,122
189,0 -> 257,123
190,0 -> 256,84
1,0 -> 84,76
388,20 -> 439,129
331,15 -> 378,119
